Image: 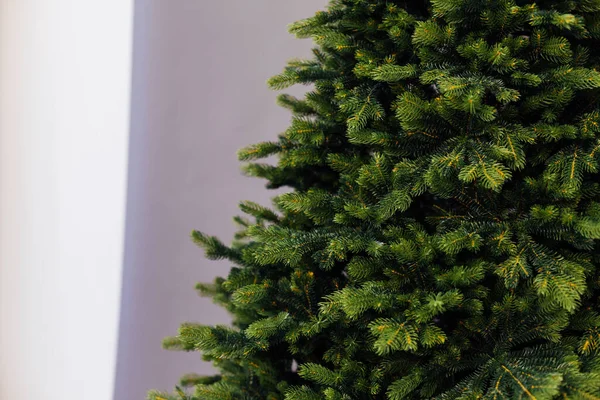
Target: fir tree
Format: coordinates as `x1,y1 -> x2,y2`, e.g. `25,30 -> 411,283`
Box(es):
148,0 -> 600,399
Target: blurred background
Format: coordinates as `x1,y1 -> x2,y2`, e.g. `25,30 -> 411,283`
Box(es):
0,1 -> 326,399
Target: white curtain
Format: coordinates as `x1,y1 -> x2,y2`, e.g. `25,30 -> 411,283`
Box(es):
0,2 -> 133,400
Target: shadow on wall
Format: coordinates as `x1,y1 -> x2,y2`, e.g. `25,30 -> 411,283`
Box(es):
113,1 -> 328,400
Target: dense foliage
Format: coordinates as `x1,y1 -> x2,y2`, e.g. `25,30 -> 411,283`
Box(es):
149,0 -> 600,398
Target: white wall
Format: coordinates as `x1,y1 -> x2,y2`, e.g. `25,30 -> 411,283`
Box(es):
0,2 -> 133,400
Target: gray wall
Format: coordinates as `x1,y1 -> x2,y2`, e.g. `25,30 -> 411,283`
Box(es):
114,1 -> 328,399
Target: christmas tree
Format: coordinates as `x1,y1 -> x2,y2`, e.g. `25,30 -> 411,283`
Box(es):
148,0 -> 600,399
